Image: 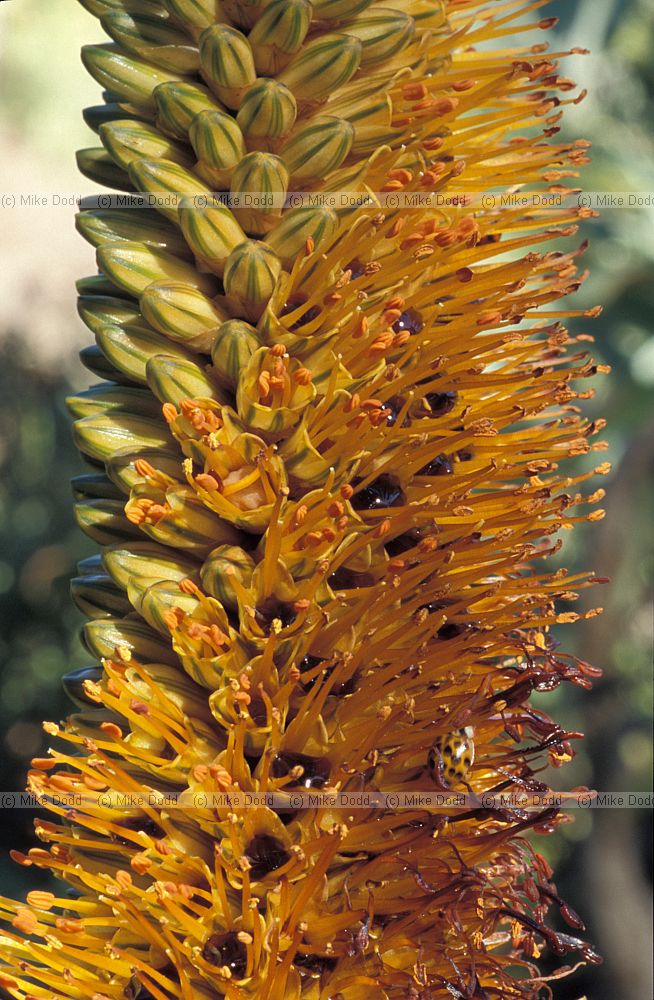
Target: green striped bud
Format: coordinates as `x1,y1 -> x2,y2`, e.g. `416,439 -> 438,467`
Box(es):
154,81 -> 225,140
76,148 -> 132,191
200,545 -> 255,610
83,616 -> 179,666
72,473 -> 124,502
278,34 -> 362,106
248,0 -> 312,75
282,115 -> 354,180
189,110 -> 246,187
236,79 -> 297,150
266,205 -> 339,266
80,0 -> 168,16
76,208 -> 192,259
98,241 -> 218,296
327,88 -> 399,155
66,384 -> 162,419
81,44 -> 185,110
103,541 -> 197,590
71,574 -> 133,620
223,240 -> 282,322
310,0 -> 372,19
132,579 -> 200,634
99,119 -> 193,170
75,499 -> 142,544
72,412 -> 172,463
96,322 -> 196,384
178,198 -> 247,275
77,275 -> 134,303
83,102 -> 151,134
146,354 -> 230,406
107,448 -> 182,493
165,0 -> 224,32
77,295 -> 142,337
199,25 -> 256,110
141,282 -> 225,354
128,158 -> 212,222
221,0 -> 274,30
100,12 -> 201,74
140,282 -> 227,351
341,10 -> 416,67
230,152 -> 288,235
210,319 -> 260,389
79,345 -> 132,385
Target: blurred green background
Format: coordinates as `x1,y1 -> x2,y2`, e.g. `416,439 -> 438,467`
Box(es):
0,1 -> 651,997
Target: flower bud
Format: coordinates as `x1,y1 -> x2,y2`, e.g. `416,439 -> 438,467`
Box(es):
248,0 -> 312,76
310,0 -> 372,19
76,148 -> 131,191
236,79 -> 297,150
154,80 -> 224,139
100,11 -> 200,74
83,616 -> 179,666
282,115 -> 353,180
211,319 -> 261,388
178,198 -> 247,275
99,119 -> 193,170
103,541 -> 197,590
165,0 -> 224,32
81,43 -> 185,110
200,545 -> 256,609
230,152 -> 289,235
128,157 -> 211,222
71,573 -> 132,619
223,240 -> 282,322
80,0 -> 166,15
278,33 -> 362,106
73,411 -> 172,463
74,498 -> 142,544
221,0 -> 274,29
267,205 -> 339,266
340,9 -> 416,68
140,281 -> 228,351
83,101 -> 150,134
76,208 -> 191,259
96,322 -> 197,384
199,25 -> 256,109
97,241 -> 218,296
189,110 -> 246,187
66,384 -> 161,419
146,354 -> 230,407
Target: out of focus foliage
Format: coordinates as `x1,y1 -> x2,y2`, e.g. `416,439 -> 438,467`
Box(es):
0,0 -> 651,997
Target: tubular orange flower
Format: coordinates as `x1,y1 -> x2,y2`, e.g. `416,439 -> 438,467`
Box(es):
1,1 -> 607,998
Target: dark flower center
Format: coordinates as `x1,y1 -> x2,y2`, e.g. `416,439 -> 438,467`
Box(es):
345,257 -> 366,279
293,952 -> 338,977
202,932 -> 248,977
418,454 -> 453,476
351,474 -> 405,511
245,834 -> 291,879
114,814 -> 165,847
423,390 -> 457,417
253,598 -> 297,633
281,294 -> 320,330
328,567 -> 374,590
385,527 -> 425,557
271,750 -> 331,788
392,307 -> 423,336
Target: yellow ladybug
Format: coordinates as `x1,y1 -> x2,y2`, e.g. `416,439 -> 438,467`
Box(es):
428,726 -> 475,787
